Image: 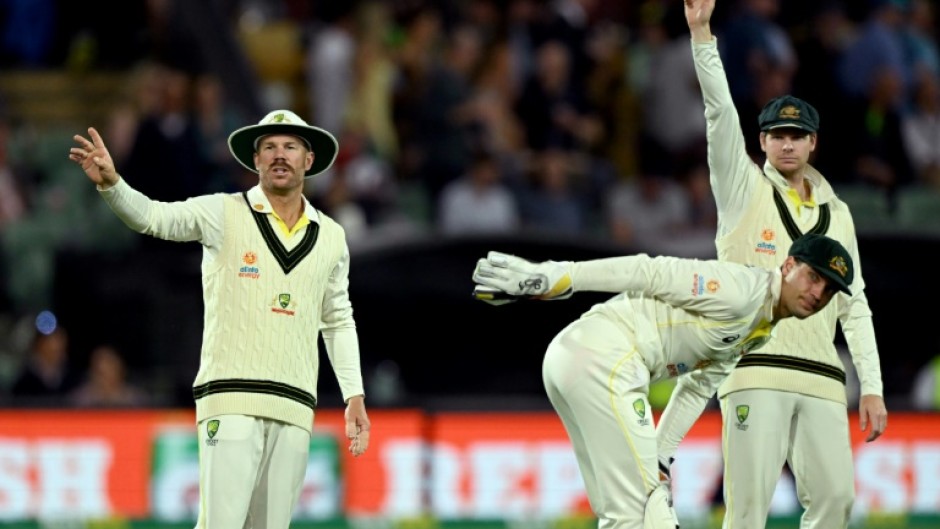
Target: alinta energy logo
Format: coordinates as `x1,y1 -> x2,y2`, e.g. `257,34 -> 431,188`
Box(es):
755,228 -> 777,255
692,274 -> 721,296
239,251 -> 260,279
691,273 -> 706,296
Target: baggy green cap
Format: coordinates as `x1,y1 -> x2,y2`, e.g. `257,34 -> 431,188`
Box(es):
758,95 -> 820,133
788,234 -> 853,295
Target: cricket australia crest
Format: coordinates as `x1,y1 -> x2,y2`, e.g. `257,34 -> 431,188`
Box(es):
735,405 -> 750,431
206,419 -> 220,445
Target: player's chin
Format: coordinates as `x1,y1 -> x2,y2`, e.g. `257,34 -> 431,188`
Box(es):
777,161 -> 806,175
792,306 -> 815,319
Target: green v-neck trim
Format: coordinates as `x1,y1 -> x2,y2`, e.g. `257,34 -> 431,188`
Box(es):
771,186 -> 830,242
242,192 -> 319,274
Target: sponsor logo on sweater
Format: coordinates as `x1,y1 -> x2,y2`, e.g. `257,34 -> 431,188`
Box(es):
239,251 -> 260,279
755,242 -> 777,255
667,359 -> 714,378
755,228 -> 777,255
692,275 -> 720,296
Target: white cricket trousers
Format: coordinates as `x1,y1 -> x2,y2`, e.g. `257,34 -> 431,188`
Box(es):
720,389 -> 854,529
542,314 -> 658,529
194,414 -> 312,529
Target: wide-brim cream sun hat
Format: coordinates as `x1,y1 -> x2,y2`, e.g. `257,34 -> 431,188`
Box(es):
228,109 -> 338,178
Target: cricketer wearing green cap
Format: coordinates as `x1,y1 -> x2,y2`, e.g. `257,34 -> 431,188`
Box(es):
685,1 -> 887,528
469,231 -> 854,529
758,95 -> 821,133
787,233 -> 854,295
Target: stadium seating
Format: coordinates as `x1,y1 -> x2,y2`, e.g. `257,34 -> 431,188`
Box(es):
894,185 -> 940,235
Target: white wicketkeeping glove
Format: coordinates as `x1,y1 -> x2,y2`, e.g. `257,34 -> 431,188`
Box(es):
472,251 -> 573,304
643,456 -> 680,528
471,285 -> 519,306
659,457 -> 680,527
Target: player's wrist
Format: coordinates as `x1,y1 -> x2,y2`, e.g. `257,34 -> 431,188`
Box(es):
689,26 -> 713,43
344,394 -> 365,404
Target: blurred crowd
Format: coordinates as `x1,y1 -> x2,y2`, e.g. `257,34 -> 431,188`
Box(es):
0,0 -> 938,408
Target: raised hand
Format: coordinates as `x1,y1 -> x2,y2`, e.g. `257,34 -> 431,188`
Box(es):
685,0 -> 716,41
69,127 -> 118,188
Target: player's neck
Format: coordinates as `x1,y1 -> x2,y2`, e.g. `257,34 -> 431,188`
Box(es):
771,300 -> 789,322
783,172 -> 810,202
267,193 -> 304,229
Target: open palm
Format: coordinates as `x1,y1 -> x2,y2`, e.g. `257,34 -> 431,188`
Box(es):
69,127 -> 117,187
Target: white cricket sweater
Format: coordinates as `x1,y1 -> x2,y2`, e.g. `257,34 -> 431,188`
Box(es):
100,180 -> 364,432
691,37 -> 883,404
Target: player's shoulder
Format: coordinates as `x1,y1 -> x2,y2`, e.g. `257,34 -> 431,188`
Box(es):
710,261 -> 772,307
310,209 -> 347,240
313,208 -> 339,227
701,259 -> 768,290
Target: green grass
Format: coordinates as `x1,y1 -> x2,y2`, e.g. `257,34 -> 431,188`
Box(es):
0,514 -> 937,529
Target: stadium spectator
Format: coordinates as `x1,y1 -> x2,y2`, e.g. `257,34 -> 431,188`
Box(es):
901,70 -> 940,187
912,354 -> 940,409
10,326 -> 80,405
519,147 -> 587,236
71,343 -> 149,408
438,150 -> 520,236
838,0 -> 913,105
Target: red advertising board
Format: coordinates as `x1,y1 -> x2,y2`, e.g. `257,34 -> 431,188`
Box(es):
0,410 -> 938,520
0,409 -> 190,518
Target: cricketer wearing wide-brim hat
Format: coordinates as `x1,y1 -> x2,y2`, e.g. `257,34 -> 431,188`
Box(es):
70,108 -> 370,529
228,109 -> 339,178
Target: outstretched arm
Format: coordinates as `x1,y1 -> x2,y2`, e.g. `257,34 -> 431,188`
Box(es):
70,126 -> 223,246
472,251 -> 763,319
69,127 -> 119,189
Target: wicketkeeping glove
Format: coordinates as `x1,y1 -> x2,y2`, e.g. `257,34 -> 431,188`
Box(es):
659,456 -> 675,487
472,285 -> 520,306
659,456 -> 680,525
472,251 -> 574,302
